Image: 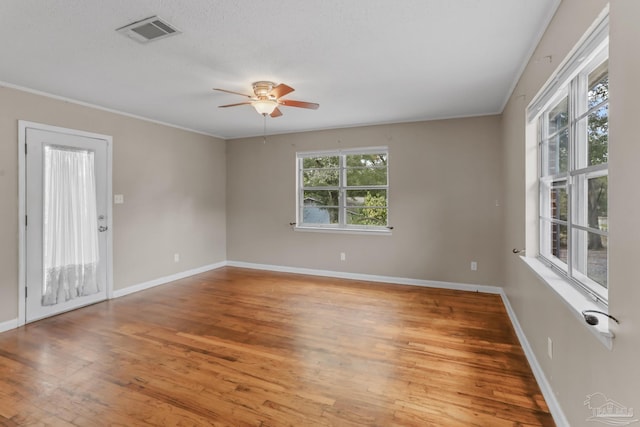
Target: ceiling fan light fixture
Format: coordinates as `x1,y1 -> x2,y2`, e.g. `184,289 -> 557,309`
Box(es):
215,82 -> 318,118
252,99 -> 278,115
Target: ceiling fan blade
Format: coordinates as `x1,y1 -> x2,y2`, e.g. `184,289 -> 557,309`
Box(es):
269,84 -> 295,99
213,88 -> 252,98
279,99 -> 319,110
270,107 -> 283,118
218,102 -> 252,108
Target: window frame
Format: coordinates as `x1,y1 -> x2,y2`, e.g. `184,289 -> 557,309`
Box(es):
295,147 -> 390,233
533,23 -> 609,305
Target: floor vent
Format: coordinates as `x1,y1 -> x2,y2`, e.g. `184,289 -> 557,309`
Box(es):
116,16 -> 181,43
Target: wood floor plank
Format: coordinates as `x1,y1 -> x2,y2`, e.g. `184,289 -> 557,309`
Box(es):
0,267 -> 555,426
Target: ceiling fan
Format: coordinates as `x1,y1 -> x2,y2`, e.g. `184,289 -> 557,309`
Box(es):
214,81 -> 319,118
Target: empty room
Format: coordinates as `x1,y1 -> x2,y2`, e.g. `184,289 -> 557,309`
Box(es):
0,1 -> 638,426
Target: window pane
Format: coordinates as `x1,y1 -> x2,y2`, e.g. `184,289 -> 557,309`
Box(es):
549,183 -> 567,221
302,156 -> 339,169
347,207 -> 388,226
588,61 -> 608,109
573,175 -> 608,230
303,190 -> 339,208
303,206 -> 338,224
548,97 -> 568,134
346,189 -> 387,207
587,175 -> 608,228
543,129 -> 569,175
303,169 -> 339,187
572,229 -> 608,289
550,223 -> 568,265
588,104 -> 608,166
346,153 -> 387,167
346,167 -> 387,186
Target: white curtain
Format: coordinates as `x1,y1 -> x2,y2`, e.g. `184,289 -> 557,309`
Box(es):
42,146 -> 101,306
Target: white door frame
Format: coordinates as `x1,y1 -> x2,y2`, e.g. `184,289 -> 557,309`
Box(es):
18,120 -> 113,326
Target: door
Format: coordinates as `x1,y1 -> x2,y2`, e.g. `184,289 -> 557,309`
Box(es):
25,127 -> 109,322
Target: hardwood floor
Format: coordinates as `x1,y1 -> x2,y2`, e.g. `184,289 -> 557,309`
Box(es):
0,267 -> 554,426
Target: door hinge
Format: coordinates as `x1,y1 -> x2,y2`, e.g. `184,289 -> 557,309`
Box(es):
25,286 -> 27,298
25,215 -> 27,227
25,144 -> 27,155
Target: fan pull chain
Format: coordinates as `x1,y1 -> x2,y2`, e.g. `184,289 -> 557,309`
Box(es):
263,114 -> 267,144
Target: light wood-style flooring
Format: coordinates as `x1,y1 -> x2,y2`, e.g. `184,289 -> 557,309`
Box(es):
0,267 -> 554,426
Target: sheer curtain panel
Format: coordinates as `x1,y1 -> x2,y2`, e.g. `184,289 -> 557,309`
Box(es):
42,146 -> 101,306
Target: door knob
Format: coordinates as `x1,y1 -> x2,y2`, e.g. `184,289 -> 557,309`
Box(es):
98,226 -> 108,232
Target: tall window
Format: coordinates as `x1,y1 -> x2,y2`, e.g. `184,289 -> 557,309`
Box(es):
535,23 -> 608,303
296,148 -> 389,231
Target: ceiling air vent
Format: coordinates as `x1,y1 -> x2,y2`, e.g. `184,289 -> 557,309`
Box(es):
116,16 -> 181,43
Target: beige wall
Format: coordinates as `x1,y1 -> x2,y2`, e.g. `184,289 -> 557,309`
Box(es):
227,117 -> 504,286
502,0 -> 640,424
0,87 -> 226,323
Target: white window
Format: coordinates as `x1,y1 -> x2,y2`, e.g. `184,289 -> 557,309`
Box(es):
530,17 -> 608,304
296,148 -> 389,232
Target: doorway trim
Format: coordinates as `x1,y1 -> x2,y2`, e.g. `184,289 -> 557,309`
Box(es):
18,120 -> 113,327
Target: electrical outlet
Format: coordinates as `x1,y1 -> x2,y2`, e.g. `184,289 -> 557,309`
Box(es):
470,261 -> 478,271
114,194 -> 124,204
548,337 -> 553,359
174,253 -> 180,263
340,252 -> 346,261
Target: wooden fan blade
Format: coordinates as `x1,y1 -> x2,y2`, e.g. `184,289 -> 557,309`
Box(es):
270,107 -> 283,118
219,102 -> 252,108
213,88 -> 252,98
269,84 -> 295,99
279,99 -> 319,110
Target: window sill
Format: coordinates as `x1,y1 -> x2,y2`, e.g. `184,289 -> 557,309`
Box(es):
520,256 -> 614,350
294,226 -> 392,236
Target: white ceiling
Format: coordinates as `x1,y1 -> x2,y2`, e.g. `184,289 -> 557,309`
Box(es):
0,0 -> 559,139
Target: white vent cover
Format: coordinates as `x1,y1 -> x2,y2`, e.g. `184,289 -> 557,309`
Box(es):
116,16 -> 181,43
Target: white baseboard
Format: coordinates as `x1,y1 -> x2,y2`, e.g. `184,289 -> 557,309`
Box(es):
112,261 -> 227,298
499,291 -> 568,427
0,318 -> 19,333
226,260 -> 503,294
